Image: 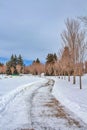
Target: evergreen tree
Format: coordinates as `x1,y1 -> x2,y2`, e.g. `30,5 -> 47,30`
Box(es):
10,54 -> 17,67
14,55 -> 17,66
6,61 -> 11,75
17,54 -> 23,66
0,63 -> 4,66
6,54 -> 24,75
46,53 -> 57,64
36,58 -> 40,64
54,53 -> 57,61
32,60 -> 36,65
32,58 -> 40,65
17,54 -> 24,73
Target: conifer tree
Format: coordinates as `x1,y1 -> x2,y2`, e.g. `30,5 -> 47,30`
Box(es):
46,53 -> 57,64
6,54 -> 24,75
17,54 -> 23,66
36,58 -> 40,64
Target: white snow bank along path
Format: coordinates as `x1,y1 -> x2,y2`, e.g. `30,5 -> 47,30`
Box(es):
0,77 -> 48,130
52,76 -> 87,124
0,75 -> 41,96
0,75 -> 47,113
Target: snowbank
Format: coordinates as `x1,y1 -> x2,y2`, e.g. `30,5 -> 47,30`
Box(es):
52,75 -> 87,124
0,75 -> 46,113
0,75 -> 41,96
0,76 -> 47,130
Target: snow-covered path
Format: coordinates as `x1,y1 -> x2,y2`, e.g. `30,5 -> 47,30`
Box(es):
28,79 -> 87,130
0,77 -> 48,130
0,76 -> 87,130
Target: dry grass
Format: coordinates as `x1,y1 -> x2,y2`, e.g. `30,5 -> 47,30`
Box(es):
45,98 -> 59,106
68,118 -> 82,128
45,98 -> 82,128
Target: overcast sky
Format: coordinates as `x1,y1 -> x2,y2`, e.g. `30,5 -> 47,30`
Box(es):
0,0 -> 87,61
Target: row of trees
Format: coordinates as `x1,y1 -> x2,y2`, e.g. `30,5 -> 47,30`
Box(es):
24,54 -> 58,76
0,17 -> 87,89
24,18 -> 87,89
61,18 -> 87,89
24,58 -> 45,75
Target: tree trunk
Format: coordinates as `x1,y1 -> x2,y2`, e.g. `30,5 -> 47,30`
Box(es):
79,75 -> 82,89
73,75 -> 76,84
58,73 -> 60,78
68,73 -> 70,81
64,72 -> 66,80
61,71 -> 63,79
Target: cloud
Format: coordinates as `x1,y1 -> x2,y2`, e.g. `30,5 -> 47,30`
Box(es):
0,0 -> 87,61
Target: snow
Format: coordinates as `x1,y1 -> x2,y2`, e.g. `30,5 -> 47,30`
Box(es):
30,80 -> 86,130
0,74 -> 41,96
0,74 -> 87,129
0,75 -> 47,130
52,75 -> 87,124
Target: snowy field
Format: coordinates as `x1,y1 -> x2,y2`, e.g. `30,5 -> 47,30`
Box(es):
0,74 -> 41,96
0,74 -> 87,130
0,75 -> 45,114
52,75 -> 87,124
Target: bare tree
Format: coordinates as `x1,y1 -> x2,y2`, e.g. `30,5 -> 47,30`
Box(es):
61,46 -> 71,80
61,18 -> 87,89
61,18 -> 81,84
79,16 -> 87,27
77,31 -> 87,89
85,61 -> 87,73
28,63 -> 45,75
57,49 -> 64,78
